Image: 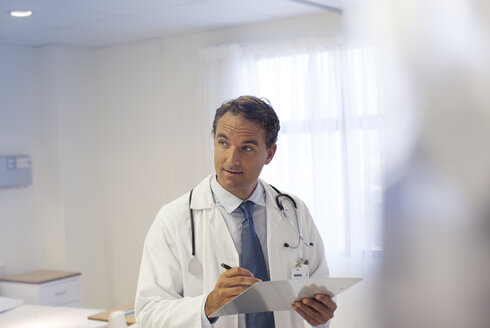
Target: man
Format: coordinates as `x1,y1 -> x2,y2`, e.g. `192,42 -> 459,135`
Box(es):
135,96 -> 336,328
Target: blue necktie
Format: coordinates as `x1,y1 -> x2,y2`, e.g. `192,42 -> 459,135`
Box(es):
240,201 -> 275,328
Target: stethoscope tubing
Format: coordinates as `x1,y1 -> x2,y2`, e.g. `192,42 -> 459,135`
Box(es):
189,188 -> 196,257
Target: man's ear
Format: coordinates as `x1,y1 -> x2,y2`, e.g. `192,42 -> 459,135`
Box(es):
265,144 -> 277,165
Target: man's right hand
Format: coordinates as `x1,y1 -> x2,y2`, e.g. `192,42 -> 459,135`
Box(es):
204,266 -> 261,318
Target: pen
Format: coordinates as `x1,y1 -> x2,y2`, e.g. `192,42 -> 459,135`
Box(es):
221,263 -> 232,270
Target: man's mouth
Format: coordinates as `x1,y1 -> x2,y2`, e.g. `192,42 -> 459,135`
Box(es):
224,169 -> 243,175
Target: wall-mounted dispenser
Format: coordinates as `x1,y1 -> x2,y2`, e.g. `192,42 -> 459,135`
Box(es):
0,155 -> 32,188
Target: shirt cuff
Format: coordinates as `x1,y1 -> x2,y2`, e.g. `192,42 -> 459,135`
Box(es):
201,294 -> 219,327
313,321 -> 330,328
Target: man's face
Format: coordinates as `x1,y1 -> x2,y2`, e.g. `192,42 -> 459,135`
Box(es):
214,112 -> 276,200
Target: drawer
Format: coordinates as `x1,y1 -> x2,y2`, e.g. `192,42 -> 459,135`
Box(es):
62,300 -> 82,307
39,277 -> 81,306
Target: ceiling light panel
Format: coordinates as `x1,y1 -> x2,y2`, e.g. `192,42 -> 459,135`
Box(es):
10,10 -> 33,17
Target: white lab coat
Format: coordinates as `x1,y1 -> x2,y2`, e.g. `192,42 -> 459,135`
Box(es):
135,174 -> 330,328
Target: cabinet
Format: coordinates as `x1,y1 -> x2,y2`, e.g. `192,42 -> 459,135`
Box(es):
0,270 -> 81,306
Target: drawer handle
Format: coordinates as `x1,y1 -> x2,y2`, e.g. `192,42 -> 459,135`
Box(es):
55,290 -> 67,296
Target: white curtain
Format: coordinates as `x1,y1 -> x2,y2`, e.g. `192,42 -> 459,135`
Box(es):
196,38 -> 383,277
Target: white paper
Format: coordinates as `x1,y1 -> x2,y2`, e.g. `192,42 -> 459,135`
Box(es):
0,304 -> 105,327
0,296 -> 24,313
210,277 -> 362,317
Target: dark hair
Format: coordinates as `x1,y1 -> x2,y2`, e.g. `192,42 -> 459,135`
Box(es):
212,95 -> 280,148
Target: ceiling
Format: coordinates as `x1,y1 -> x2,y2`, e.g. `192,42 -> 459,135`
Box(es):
0,0 -> 341,48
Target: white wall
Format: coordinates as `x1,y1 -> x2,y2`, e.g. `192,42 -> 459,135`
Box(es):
0,45 -> 42,274
34,46 -> 68,273
1,12 -> 368,326
35,46 -> 109,308
97,40 -> 167,306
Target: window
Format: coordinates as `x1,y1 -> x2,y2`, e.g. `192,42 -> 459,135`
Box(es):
255,47 -> 383,274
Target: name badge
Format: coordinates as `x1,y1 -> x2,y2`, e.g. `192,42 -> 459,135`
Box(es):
290,264 -> 309,279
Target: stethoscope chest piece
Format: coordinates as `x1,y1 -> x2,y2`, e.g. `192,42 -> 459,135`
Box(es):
187,256 -> 202,274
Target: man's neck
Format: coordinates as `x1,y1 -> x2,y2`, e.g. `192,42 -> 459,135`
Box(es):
215,176 -> 258,200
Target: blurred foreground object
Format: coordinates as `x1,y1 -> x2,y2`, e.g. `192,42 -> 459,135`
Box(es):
346,0 -> 490,327
109,310 -> 128,328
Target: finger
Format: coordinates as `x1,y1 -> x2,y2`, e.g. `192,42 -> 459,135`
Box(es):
218,286 -> 252,299
302,298 -> 334,321
218,276 -> 261,288
314,294 -> 337,311
292,302 -> 321,326
302,298 -> 329,313
299,299 -> 331,323
222,266 -> 255,278
215,284 -> 260,307
298,299 -> 324,319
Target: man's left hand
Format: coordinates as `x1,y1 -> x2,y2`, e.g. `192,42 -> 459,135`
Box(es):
292,294 -> 337,326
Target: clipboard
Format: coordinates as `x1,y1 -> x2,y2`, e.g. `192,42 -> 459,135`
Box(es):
210,277 -> 362,317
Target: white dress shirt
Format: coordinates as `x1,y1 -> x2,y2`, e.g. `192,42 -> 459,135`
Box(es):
201,175 -> 269,328
210,175 -> 269,269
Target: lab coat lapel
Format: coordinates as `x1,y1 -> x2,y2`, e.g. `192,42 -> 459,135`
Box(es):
189,174 -> 215,210
207,207 -> 239,267
192,174 -> 239,268
262,180 -> 289,281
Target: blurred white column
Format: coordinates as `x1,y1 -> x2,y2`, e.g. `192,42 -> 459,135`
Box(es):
345,0 -> 490,327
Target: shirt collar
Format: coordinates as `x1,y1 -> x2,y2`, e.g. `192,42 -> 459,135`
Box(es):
211,174 -> 266,214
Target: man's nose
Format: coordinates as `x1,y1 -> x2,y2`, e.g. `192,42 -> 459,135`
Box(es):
227,147 -> 240,166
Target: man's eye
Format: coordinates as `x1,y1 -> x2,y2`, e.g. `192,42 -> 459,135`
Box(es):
243,146 -> 253,151
219,140 -> 228,147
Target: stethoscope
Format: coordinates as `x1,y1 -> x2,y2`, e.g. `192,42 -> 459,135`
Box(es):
268,185 -> 314,250
187,185 -> 314,274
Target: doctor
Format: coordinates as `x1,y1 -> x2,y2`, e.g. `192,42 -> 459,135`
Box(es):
135,96 -> 336,328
